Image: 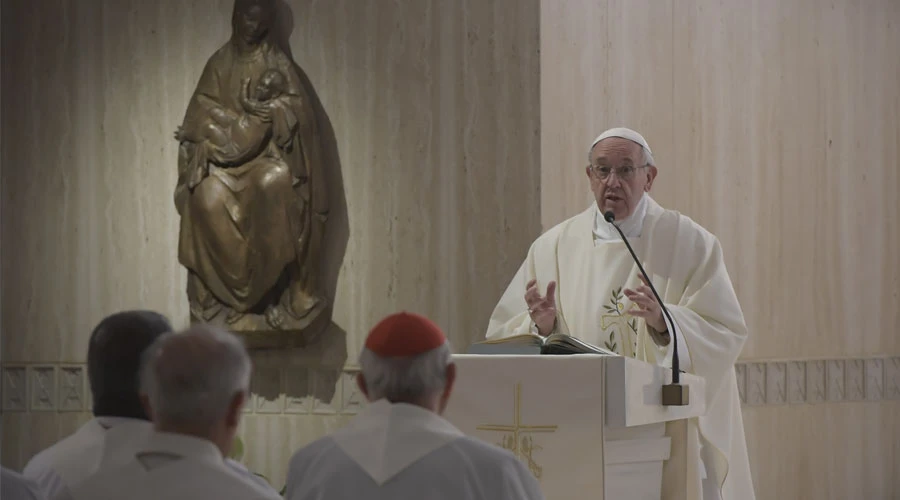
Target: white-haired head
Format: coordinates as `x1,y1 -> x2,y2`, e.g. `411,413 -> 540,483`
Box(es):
140,324 -> 251,454
589,127 -> 655,167
357,312 -> 456,413
359,343 -> 452,402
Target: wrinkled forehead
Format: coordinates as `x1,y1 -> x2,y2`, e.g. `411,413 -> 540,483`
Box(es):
590,137 -> 643,163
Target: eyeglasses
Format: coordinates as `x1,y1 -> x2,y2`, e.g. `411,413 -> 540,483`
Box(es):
587,164 -> 649,182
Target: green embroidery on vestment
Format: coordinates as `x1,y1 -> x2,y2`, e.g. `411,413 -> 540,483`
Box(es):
601,286 -> 639,357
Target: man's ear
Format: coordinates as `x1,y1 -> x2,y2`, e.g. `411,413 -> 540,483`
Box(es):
356,373 -> 370,400
225,391 -> 247,428
645,166 -> 658,191
444,363 -> 457,394
139,393 -> 154,421
437,363 -> 457,415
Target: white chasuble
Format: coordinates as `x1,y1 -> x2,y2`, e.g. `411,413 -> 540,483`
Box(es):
486,196 -> 754,500
68,432 -> 279,500
559,240 -> 645,358
25,417 -> 273,500
284,400 -> 544,500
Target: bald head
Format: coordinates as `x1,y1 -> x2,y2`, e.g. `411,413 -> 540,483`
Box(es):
87,310 -> 172,419
140,324 -> 251,433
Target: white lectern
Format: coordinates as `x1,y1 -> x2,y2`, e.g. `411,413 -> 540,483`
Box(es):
442,354 -> 706,500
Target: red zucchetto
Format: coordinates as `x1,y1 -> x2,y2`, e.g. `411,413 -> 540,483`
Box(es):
364,312 -> 447,357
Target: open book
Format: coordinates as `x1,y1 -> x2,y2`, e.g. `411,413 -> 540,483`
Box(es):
467,332 -> 617,356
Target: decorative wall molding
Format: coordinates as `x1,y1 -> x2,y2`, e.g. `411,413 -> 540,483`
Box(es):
735,357 -> 900,406
4,358 -> 899,414
1,362 -> 365,416
807,360 -> 826,403
58,365 -> 86,412
2,366 -> 28,412
29,365 -> 57,411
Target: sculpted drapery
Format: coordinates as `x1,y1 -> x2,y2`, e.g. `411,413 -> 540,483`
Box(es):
175,0 -> 328,336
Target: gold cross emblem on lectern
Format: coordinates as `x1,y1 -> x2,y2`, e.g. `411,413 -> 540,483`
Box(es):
476,383 -> 558,479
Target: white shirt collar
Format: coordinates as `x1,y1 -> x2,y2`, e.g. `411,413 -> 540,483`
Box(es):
331,399 -> 464,485
94,416 -> 145,430
593,192 -> 649,242
97,419 -> 155,468
136,431 -> 225,465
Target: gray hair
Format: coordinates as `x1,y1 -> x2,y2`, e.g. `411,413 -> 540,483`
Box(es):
358,343 -> 452,403
140,324 -> 251,428
588,139 -> 656,167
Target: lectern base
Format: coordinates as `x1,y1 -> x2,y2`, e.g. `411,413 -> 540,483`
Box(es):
606,424 -> 671,500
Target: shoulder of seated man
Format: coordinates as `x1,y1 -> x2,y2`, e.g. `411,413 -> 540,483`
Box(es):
451,437 -> 530,469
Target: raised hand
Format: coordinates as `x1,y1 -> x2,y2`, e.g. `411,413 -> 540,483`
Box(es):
524,279 -> 557,336
624,274 -> 666,332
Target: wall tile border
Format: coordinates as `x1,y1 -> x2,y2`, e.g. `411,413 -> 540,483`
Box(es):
806,360 -> 827,404
28,365 -> 57,411
4,359 -> 899,414
734,357 -> 900,406
1,365 -> 28,412
1,362 -> 364,417
885,358 -> 900,400
786,361 -> 806,404
58,365 -> 86,412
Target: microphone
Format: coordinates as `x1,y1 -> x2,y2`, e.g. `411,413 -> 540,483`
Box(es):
604,210 -> 688,406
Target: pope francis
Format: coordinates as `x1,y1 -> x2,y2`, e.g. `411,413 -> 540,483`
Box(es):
486,127 -> 755,500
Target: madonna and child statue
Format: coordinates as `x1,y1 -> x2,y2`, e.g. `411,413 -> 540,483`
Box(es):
174,0 -> 330,347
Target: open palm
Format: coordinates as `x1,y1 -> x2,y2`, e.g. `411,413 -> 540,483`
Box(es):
524,279 -> 557,335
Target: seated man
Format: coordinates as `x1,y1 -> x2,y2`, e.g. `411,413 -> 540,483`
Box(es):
23,311 -> 172,498
284,312 -> 545,500
68,325 -> 280,500
23,311 -> 269,500
1,467 -> 46,500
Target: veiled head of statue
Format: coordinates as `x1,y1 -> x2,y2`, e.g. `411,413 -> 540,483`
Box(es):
232,0 -> 276,44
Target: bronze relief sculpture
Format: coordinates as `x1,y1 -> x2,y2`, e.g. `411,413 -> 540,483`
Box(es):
174,0 -> 330,346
